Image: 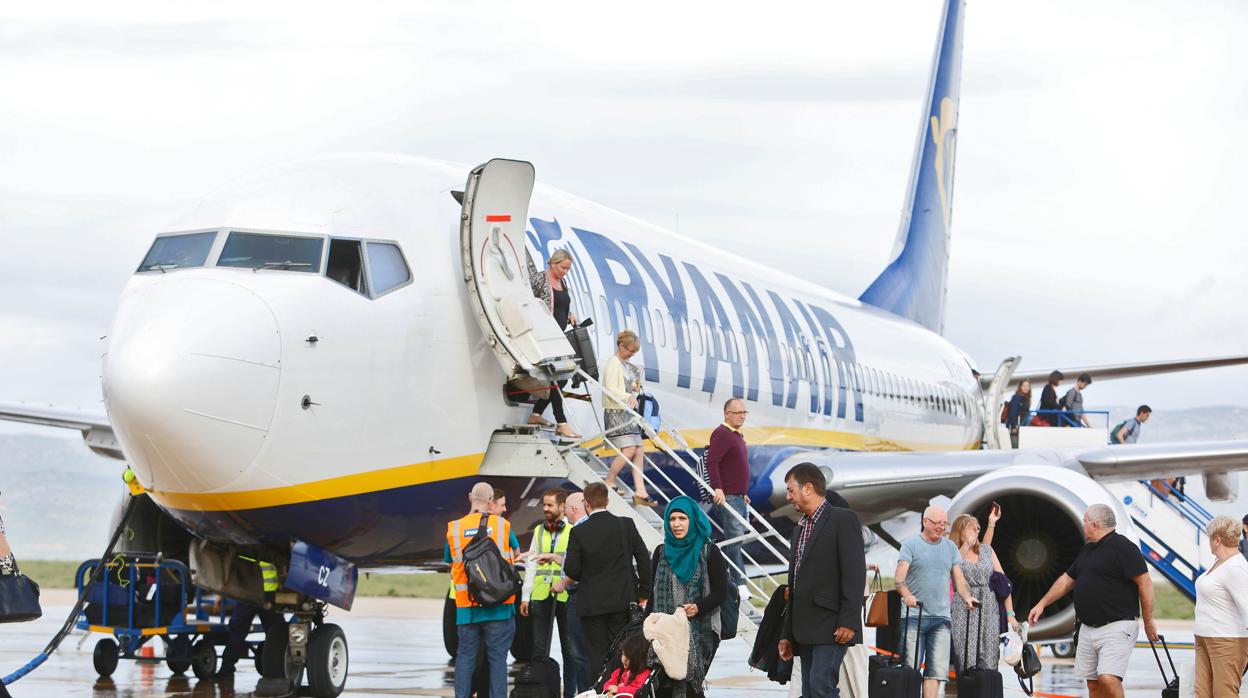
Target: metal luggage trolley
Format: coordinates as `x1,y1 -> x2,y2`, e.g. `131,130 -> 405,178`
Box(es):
75,555 -> 266,681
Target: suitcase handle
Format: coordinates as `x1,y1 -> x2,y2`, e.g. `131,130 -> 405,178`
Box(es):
1148,634 -> 1178,685
962,591 -> 985,671
900,601 -> 923,670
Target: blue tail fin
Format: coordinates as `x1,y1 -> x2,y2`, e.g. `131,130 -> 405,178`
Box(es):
859,0 -> 965,334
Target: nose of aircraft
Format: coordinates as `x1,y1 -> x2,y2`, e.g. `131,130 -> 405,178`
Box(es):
103,277 -> 281,494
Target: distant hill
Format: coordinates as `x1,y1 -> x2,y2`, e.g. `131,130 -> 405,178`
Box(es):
1,405 -> 1245,560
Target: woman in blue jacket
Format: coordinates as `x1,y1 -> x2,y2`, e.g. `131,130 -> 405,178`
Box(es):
1006,380 -> 1032,449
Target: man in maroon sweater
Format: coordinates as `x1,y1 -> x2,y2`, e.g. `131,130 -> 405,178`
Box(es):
706,397 -> 750,635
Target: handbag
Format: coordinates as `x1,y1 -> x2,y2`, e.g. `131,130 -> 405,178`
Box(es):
864,571 -> 889,627
0,562 -> 43,623
1013,622 -> 1042,695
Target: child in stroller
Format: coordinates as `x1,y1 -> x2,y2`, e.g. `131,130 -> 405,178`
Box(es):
602,634 -> 653,697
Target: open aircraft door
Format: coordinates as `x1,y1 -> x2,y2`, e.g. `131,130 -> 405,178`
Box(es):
460,159 -> 577,385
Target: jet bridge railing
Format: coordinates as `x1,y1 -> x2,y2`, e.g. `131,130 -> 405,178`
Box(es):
563,368 -> 792,609
1025,409 -> 1110,428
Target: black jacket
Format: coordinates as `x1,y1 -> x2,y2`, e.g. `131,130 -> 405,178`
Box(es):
749,584 -> 793,684
564,511 -> 652,617
782,503 -> 867,646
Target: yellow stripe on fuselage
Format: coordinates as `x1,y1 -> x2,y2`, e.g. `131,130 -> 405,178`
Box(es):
145,427 -> 977,513
149,452 -> 484,512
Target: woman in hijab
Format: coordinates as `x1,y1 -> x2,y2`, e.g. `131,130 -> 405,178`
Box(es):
647,496 -> 728,698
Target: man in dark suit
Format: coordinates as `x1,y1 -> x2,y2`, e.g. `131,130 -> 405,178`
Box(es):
777,463 -> 866,698
555,482 -> 651,681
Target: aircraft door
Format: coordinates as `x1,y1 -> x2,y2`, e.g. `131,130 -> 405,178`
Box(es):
460,159 -> 576,382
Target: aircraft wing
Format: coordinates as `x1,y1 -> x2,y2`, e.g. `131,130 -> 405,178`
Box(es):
0,401 -> 124,460
978,354 -> 1248,389
772,439 -> 1248,524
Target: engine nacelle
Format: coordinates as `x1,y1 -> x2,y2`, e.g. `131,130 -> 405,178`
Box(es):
948,465 -> 1136,641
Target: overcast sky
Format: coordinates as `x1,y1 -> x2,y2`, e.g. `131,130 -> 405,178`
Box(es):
2,0 -> 1246,434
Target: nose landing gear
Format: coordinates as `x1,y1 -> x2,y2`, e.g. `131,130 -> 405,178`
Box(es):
254,605 -> 349,698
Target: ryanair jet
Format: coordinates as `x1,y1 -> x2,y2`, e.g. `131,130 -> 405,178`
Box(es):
3,0 -> 1247,694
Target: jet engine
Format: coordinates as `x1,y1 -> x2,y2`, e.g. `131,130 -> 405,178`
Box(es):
947,465 -> 1134,640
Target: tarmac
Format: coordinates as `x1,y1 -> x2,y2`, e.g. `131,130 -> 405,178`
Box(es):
1,590 -> 1242,697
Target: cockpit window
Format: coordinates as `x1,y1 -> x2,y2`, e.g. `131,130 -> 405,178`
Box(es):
217,232 -> 323,272
137,232 -> 217,272
365,242 -> 411,296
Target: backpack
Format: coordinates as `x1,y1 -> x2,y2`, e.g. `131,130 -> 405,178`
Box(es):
462,515 -> 520,607
999,401 -> 1010,424
1108,420 -> 1129,444
511,656 -> 560,698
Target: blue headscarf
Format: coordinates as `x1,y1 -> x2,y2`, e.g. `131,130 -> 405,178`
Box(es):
663,496 -> 713,583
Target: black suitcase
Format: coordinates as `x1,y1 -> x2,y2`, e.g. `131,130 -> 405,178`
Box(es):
1149,635 -> 1179,698
956,600 -> 1003,698
565,325 -> 598,385
869,602 -> 922,697
511,656 -> 560,698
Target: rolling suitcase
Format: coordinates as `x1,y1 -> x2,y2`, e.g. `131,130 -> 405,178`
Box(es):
956,601 -> 1003,698
1148,635 -> 1179,698
565,323 -> 597,386
869,601 -> 922,697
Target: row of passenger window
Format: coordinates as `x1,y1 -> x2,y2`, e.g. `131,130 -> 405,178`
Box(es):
578,291 -> 970,419
137,230 -> 412,299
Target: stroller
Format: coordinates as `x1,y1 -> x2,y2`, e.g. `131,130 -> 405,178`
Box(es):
588,605 -> 669,698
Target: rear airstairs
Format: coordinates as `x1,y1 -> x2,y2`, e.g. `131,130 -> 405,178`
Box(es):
478,369 -> 793,645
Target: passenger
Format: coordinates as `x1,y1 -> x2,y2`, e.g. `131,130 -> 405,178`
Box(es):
1005,380 -> 1032,449
1028,504 -> 1158,698
1193,516 -> 1248,698
520,489 -> 583,698
528,248 -> 580,440
561,492 -> 593,693
215,557 -> 285,680
947,515 -> 1021,673
647,496 -> 727,698
894,505 -> 978,698
446,482 -> 521,698
1037,370 -> 1064,426
778,463 -> 867,698
554,482 -> 651,681
602,330 -> 656,506
1059,372 -> 1093,427
1111,405 -> 1151,444
705,397 -> 751,634
603,634 -> 652,697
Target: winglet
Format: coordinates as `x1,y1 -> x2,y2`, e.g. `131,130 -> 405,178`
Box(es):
859,0 -> 966,334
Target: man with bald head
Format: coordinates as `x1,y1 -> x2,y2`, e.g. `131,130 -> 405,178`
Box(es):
445,482 -> 521,698
894,505 -> 978,698
559,491 -> 591,693
1029,504 -> 1156,698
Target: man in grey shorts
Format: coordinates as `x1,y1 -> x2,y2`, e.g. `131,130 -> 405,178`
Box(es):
1029,504 -> 1158,697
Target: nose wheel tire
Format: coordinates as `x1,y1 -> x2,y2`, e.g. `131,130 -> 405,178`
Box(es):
93,638 -> 119,677
190,639 -> 217,681
306,623 -> 349,698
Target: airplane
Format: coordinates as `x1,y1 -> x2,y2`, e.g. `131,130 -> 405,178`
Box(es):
4,0 -> 1248,694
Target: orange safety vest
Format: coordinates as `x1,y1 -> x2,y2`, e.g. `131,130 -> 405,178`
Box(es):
447,512 -> 516,608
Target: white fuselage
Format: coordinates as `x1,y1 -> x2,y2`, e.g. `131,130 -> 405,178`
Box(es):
102,154 -> 983,563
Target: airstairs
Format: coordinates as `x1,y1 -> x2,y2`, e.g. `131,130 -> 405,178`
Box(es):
479,369 -> 793,643
1109,479 -> 1214,601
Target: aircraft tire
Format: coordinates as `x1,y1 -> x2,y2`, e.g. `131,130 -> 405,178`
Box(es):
252,641 -> 265,674
260,626 -> 289,678
93,638 -> 119,677
443,595 -> 457,658
510,609 -> 533,662
306,623 -> 349,698
190,639 -> 217,681
1051,640 -> 1076,659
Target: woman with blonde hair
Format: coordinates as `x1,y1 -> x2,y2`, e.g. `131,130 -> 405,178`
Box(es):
527,248 -> 580,439
601,330 -> 656,506
1193,515 -> 1248,697
948,513 -> 1021,671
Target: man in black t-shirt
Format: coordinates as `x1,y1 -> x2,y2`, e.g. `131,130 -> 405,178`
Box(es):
1028,504 -> 1157,698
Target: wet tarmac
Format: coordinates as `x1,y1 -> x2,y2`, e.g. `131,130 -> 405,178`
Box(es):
3,591 -> 1243,697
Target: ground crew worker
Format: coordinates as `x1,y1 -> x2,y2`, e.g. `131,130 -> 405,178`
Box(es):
215,556 -> 285,680
445,482 -> 521,698
520,489 -> 583,698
